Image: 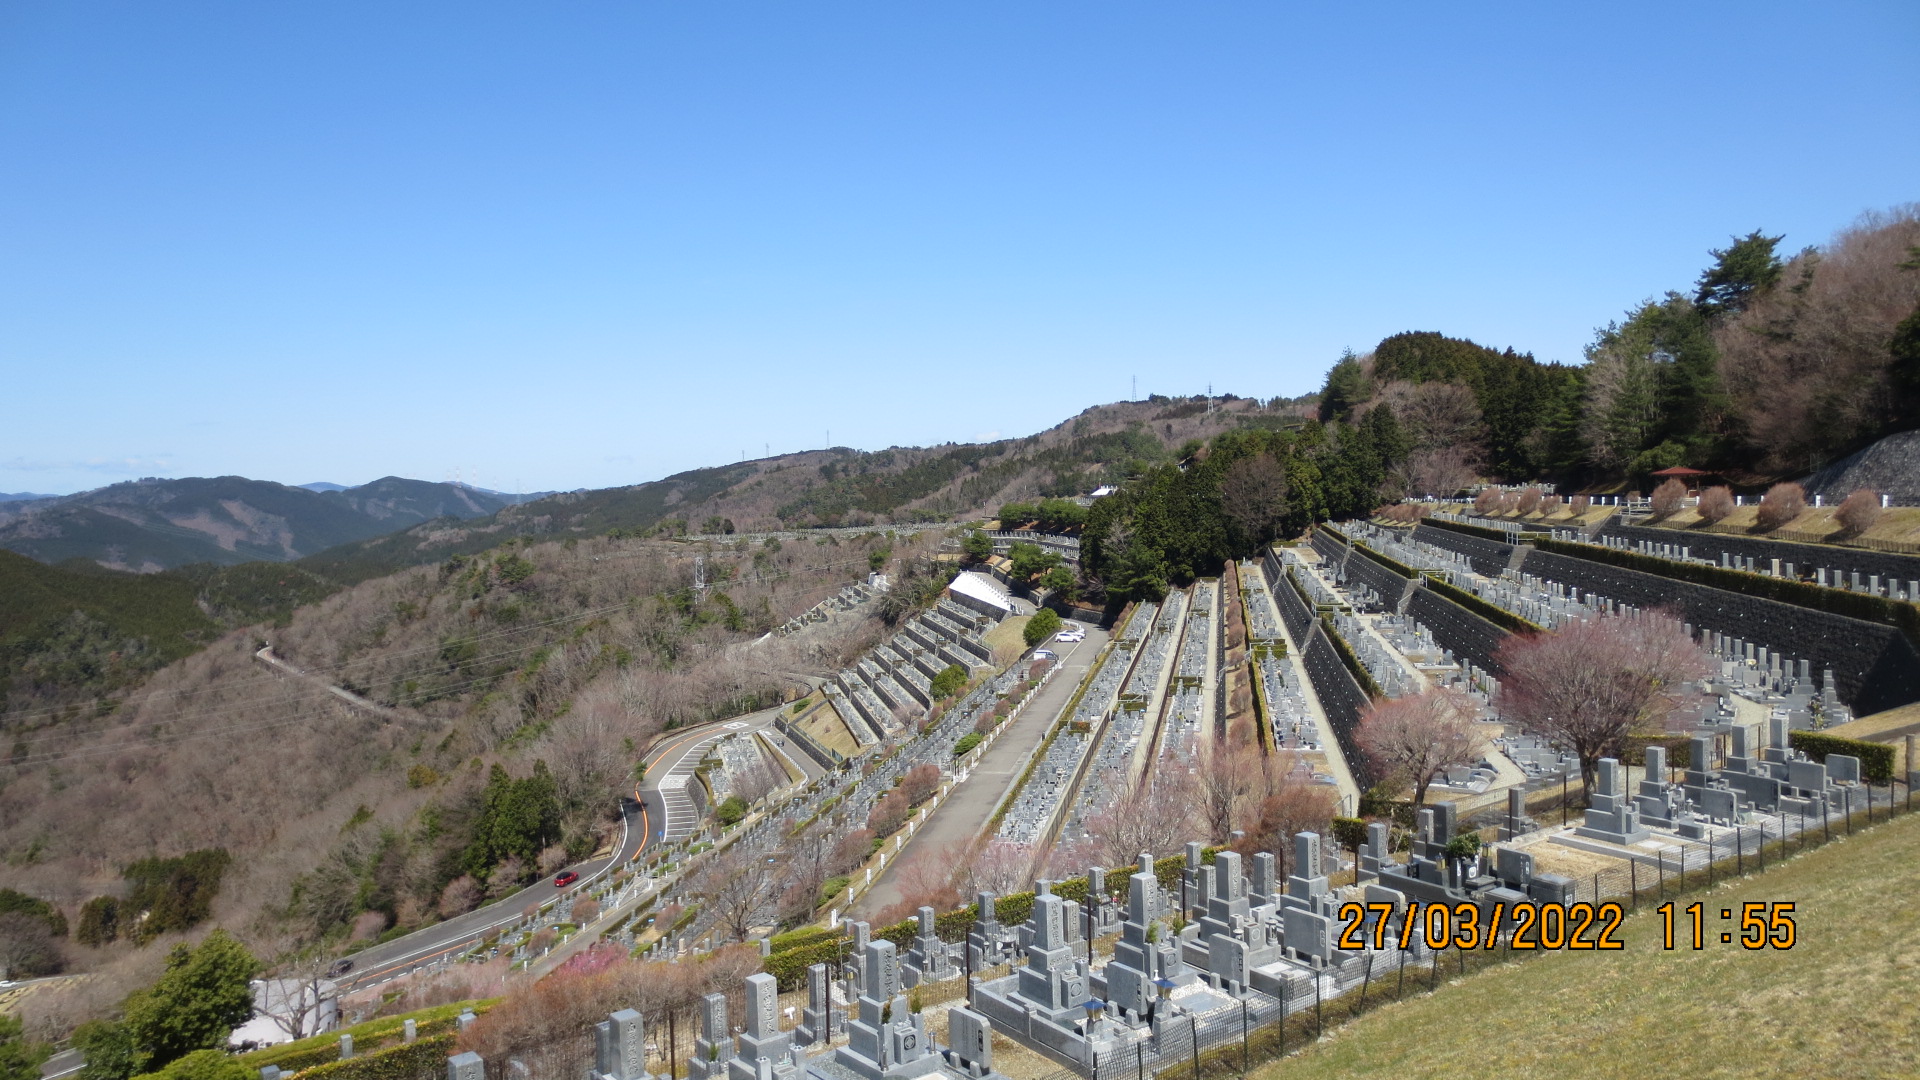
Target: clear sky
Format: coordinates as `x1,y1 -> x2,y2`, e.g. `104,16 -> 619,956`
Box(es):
3,2 -> 1916,496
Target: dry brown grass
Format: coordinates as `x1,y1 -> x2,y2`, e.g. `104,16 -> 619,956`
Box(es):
1254,811 -> 1920,1080
1637,504 -> 1920,550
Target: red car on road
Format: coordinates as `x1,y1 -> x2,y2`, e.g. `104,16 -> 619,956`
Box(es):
554,871 -> 579,888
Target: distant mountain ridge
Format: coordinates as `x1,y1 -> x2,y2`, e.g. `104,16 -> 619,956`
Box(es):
0,475 -> 518,571
0,492 -> 58,504
299,394 -> 1298,584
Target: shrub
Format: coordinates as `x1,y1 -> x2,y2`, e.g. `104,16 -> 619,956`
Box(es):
1755,482 -> 1807,530
1570,495 -> 1591,514
1517,486 -> 1543,515
929,665 -> 967,700
1472,488 -> 1498,514
1541,494 -> 1562,515
1788,731 -> 1895,784
76,896 -> 120,946
1696,486 -> 1736,522
952,733 -> 983,757
1650,478 -> 1687,515
1835,489 -> 1882,535
715,796 -> 748,826
1023,608 -> 1062,647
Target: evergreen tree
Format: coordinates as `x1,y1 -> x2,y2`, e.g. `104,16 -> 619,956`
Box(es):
0,1015 -> 52,1080
1694,230 -> 1785,317
122,931 -> 256,1071
1317,351 -> 1373,423
71,1021 -> 140,1080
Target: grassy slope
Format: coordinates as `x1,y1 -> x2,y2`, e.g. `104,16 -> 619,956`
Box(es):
1258,812 -> 1920,1080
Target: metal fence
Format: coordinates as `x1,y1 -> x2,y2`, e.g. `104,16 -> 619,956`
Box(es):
436,778 -> 1915,1080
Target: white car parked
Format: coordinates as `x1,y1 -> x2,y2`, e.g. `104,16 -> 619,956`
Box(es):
1055,630 -> 1085,642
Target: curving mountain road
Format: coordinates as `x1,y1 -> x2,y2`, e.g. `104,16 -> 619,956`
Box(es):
335,696 -> 817,991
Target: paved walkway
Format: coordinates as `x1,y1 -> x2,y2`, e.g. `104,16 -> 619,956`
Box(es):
850,625 -> 1111,917
1239,560 -> 1363,816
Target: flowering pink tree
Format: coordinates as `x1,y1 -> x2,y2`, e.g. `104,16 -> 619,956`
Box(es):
1495,611 -> 1711,793
1355,687 -> 1484,807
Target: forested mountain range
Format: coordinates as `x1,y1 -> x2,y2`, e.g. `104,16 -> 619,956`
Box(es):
0,476 -> 521,572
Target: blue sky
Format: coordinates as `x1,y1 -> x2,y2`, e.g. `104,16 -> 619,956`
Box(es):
3,2 -> 1916,495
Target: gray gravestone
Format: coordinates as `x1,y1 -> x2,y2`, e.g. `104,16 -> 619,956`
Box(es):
611,1009 -> 647,1080
947,1007 -> 993,1072
745,973 -> 778,1038
448,1052 -> 485,1080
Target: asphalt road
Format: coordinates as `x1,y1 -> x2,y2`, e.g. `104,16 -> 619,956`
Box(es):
849,626 -> 1109,917
336,794 -> 645,991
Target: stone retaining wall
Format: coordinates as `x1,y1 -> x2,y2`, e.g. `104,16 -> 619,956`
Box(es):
1597,521 -> 1920,585
1406,585 -> 1513,675
1410,522 -> 1519,577
1520,548 -> 1920,714
1300,625 -> 1377,788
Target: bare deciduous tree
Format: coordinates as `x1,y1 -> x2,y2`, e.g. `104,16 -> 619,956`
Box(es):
257,950 -> 339,1042
1696,486 -> 1735,522
1835,489 -> 1882,535
1196,740 -> 1266,843
1220,454 -> 1290,549
439,876 -> 483,918
1074,768 -> 1201,869
691,848 -> 777,943
958,838 -> 1035,899
1495,611 -> 1711,793
1232,761 -> 1337,878
1716,206 -> 1920,469
1355,687 -> 1484,807
1650,478 -> 1687,516
1756,482 -> 1807,531
1408,446 -> 1479,499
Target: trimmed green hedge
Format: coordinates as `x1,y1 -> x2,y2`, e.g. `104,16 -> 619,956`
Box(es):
1531,537 -> 1920,652
1318,615 -> 1383,701
763,853 -> 1216,989
1789,731 -> 1895,784
299,1032 -> 455,1080
764,937 -> 848,990
769,926 -> 843,955
1351,540 -> 1418,580
1420,574 -> 1543,635
952,732 -> 983,757
238,1001 -> 493,1074
1620,735 -> 1693,770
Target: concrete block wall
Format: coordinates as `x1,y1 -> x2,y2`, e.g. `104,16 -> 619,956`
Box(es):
1309,528 -> 1352,572
1520,548 -> 1920,714
1598,522 -> 1920,586
1266,560 -> 1318,643
831,677 -> 884,745
1409,523 -> 1517,578
1406,586 -> 1512,675
1345,549 -> 1419,613
1300,625 -> 1377,787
